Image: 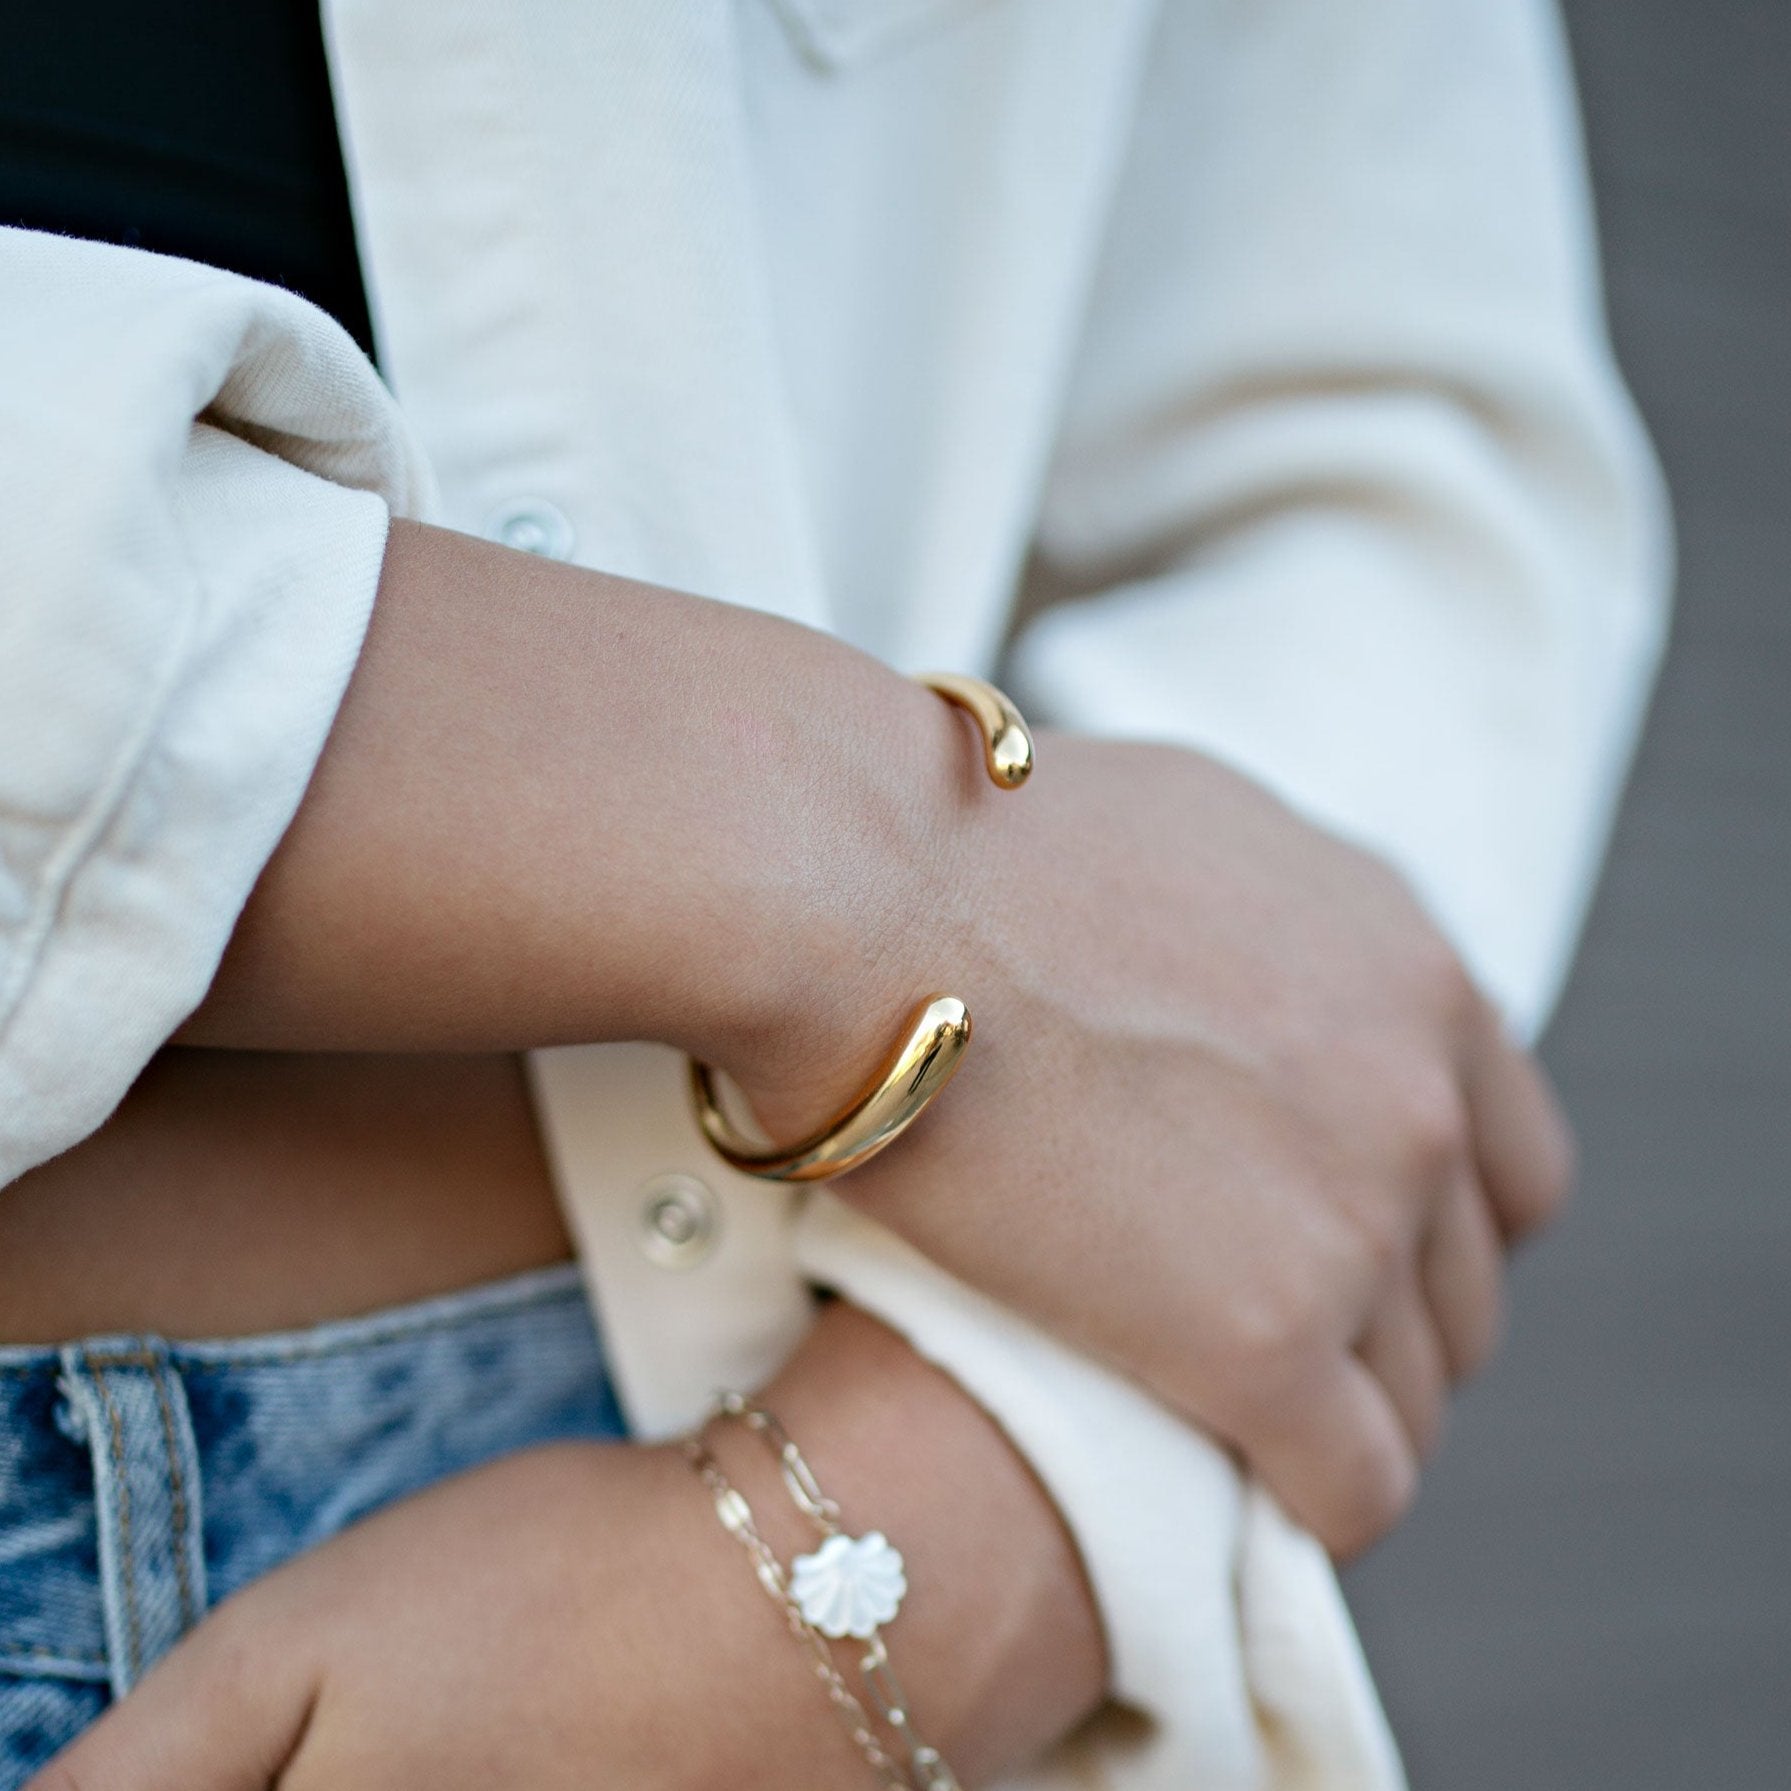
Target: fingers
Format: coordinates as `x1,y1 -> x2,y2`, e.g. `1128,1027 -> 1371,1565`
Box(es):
1355,1274 -> 1449,1461
1259,1159 -> 1515,1557
1235,1352 -> 1419,1561
25,1608 -> 313,1791
1462,998 -> 1576,1243
1222,990 -> 1561,1562
1421,1171 -> 1507,1378
1254,1215 -> 1495,1557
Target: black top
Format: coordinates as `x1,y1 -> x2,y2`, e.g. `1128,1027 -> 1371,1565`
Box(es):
0,0 -> 374,357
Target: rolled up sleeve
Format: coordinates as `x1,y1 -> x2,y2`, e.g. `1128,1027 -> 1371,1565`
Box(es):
0,227 -> 434,1184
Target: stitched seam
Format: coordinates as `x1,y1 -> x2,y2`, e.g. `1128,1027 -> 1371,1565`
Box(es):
149,1365 -> 197,1632
86,1359 -> 141,1685
0,532 -> 209,1054
0,1644 -> 109,1666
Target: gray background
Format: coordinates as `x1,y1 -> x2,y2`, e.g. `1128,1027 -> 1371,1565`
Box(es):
1344,3 -> 1791,1786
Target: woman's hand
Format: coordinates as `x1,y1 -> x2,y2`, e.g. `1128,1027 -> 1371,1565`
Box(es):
188,520 -> 1569,1564
739,724 -> 1574,1560
26,1307 -> 1105,1791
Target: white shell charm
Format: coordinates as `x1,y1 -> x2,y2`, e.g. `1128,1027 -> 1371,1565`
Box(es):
789,1531 -> 907,1638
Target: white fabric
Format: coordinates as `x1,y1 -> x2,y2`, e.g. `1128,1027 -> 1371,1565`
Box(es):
0,0 -> 1670,1785
0,229 -> 433,1183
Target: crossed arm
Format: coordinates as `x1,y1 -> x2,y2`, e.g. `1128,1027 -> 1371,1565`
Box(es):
191,518 -> 1570,1552
32,515 -> 1568,1784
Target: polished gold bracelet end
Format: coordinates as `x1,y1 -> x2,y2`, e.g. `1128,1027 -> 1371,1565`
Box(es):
690,995 -> 970,1183
918,671 -> 1034,788
687,673 -> 1029,1184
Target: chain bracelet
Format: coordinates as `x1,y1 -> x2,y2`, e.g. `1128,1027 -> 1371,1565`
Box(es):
713,1394 -> 964,1791
683,1435 -> 910,1791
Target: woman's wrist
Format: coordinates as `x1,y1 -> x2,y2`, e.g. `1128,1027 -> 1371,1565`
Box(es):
714,1301 -> 1108,1784
672,645 -> 958,1073
707,669 -> 1005,1144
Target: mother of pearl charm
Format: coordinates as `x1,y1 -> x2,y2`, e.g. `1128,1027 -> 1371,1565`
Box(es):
789,1531 -> 907,1639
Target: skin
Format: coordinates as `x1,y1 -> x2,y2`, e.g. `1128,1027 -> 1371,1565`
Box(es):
0,1050 -> 572,1339
7,517 -> 1572,1780
25,1307 -> 1108,1791
185,518 -> 1570,1546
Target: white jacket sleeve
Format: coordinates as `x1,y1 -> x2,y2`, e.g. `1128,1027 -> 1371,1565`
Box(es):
0,227 -> 433,1185
1003,0 -> 1671,1036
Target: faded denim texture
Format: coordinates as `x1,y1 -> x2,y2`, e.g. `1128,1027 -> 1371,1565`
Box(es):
0,1263 -> 624,1787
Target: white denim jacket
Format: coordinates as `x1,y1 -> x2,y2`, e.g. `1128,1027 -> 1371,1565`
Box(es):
0,0 -> 1669,1785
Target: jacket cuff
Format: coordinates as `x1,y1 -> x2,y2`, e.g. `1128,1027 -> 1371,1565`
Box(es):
0,230 -> 436,1183
0,426 -> 394,1181
794,1191 -> 1404,1790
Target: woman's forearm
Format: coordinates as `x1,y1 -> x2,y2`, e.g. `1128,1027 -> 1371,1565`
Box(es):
32,1301 -> 1108,1790
183,518 -> 959,1073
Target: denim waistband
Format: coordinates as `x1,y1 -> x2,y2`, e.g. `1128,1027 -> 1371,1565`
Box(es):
0,1258 -> 599,1376
0,1263 -> 625,1709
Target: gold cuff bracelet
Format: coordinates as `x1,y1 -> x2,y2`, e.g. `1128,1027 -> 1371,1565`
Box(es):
686,673 -> 1032,1184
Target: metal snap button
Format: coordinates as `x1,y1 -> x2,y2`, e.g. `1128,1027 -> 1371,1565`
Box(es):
637,1172 -> 720,1269
486,497 -> 576,561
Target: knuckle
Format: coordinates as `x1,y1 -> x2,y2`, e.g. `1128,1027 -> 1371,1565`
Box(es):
182,1599 -> 255,1684
1398,1069 -> 1471,1183
1246,1275 -> 1332,1369
1336,1033 -> 1468,1191
180,1597 -> 300,1728
1212,1279 -> 1331,1417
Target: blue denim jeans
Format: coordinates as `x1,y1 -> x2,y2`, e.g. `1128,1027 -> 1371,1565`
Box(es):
0,1263 -> 626,1788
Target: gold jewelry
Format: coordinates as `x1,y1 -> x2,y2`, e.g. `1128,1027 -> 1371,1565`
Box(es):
690,994 -> 970,1183
917,671 -> 1034,788
686,673 -> 1031,1184
687,1395 -> 962,1791
684,1436 -> 911,1790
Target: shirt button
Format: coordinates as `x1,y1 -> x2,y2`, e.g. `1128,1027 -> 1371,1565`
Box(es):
637,1173 -> 720,1269
487,498 -> 575,561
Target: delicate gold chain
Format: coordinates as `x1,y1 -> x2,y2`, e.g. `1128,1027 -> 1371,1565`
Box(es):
683,1434 -> 910,1790
713,1394 -> 963,1791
